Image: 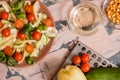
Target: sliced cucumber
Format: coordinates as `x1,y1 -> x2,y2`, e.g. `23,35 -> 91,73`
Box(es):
14,39 -> 23,45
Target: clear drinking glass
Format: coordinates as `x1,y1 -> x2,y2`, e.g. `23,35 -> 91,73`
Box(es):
69,2 -> 103,36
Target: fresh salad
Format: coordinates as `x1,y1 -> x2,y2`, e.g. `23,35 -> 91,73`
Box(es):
0,0 -> 57,66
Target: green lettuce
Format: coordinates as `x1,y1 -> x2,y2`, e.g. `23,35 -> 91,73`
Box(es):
12,10 -> 26,19
11,0 -> 24,10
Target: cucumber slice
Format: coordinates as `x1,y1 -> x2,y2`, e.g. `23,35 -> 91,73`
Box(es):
14,39 -> 23,45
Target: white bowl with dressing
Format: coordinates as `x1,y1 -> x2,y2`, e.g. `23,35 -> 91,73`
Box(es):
69,2 -> 103,36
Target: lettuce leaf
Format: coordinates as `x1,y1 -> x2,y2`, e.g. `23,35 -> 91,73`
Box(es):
0,52 -> 6,63
11,0 -> 24,10
7,57 -> 18,66
12,10 -> 26,19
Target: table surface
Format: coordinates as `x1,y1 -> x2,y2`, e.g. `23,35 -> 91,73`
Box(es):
1,0 -> 120,80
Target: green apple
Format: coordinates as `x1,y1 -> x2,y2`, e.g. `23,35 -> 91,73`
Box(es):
57,65 -> 87,80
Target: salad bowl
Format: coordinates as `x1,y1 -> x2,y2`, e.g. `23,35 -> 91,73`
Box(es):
0,0 -> 57,67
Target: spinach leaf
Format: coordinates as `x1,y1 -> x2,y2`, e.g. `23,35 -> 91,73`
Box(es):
7,57 -> 18,66
0,57 -> 6,63
11,0 -> 25,19
11,0 -> 24,11
20,24 -> 33,39
0,52 -> 5,57
13,10 -> 26,19
25,56 -> 34,65
0,52 -> 6,63
37,24 -> 48,31
20,24 -> 33,34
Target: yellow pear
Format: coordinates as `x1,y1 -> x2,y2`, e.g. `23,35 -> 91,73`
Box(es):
57,65 -> 87,80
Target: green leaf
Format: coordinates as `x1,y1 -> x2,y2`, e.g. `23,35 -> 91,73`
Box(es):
11,0 -> 24,10
20,24 -> 33,39
7,57 -> 18,66
0,52 -> 5,57
37,24 -> 48,31
20,24 -> 33,34
25,56 -> 34,65
0,52 -> 6,63
12,10 -> 26,19
11,0 -> 25,19
16,11 -> 26,19
0,57 -> 6,63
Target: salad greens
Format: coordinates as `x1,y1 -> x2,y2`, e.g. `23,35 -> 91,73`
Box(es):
11,0 -> 26,19
37,24 -> 48,31
0,52 -> 6,63
13,10 -> 26,19
11,0 -> 24,11
20,24 -> 33,39
25,56 -> 34,65
7,57 -> 18,66
0,52 -> 18,66
20,24 -> 33,34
